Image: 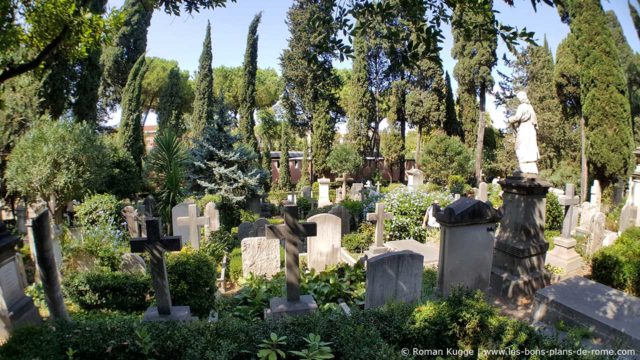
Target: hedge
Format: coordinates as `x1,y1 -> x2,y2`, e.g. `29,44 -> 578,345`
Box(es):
591,227 -> 640,296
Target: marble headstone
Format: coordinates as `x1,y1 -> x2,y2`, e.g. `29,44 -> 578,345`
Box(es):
306,214 -> 341,271
365,251 -> 423,309
241,237 -> 280,279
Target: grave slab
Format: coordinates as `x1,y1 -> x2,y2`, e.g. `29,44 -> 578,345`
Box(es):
384,240 -> 439,266
532,277 -> 640,351
144,306 -> 197,322
265,295 -> 318,320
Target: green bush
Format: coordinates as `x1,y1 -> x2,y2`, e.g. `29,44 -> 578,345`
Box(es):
101,136 -> 143,199
63,222 -> 128,272
296,197 -> 312,218
488,183 -> 503,209
201,229 -> 235,264
421,132 -> 473,185
447,175 -> 467,195
382,186 -> 453,243
591,227 -> 640,296
342,222 -> 374,253
341,199 -> 364,226
63,271 -> 151,312
75,193 -> 122,228
546,192 -> 563,231
166,248 -> 217,317
301,263 -> 366,309
229,247 -> 243,282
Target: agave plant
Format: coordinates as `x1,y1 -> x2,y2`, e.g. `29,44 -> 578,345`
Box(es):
147,130 -> 188,232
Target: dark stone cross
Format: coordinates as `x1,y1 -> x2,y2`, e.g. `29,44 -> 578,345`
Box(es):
558,184 -> 580,238
266,205 -> 316,302
130,218 -> 181,316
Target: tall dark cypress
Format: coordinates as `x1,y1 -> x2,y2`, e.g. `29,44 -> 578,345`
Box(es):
191,21 -> 215,139
157,66 -> 186,136
238,13 -> 262,154
347,32 -> 375,159
278,122 -> 292,191
630,1 -> 640,40
118,55 -> 147,175
99,0 -> 153,109
443,72 -> 462,138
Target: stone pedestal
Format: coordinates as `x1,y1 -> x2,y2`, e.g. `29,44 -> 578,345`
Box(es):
143,306 -> 195,322
265,295 -> 318,319
546,236 -> 583,278
435,198 -> 501,297
406,168 -> 424,189
318,178 -> 332,207
490,173 -> 551,302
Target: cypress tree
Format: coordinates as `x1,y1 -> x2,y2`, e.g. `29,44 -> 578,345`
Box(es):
526,38 -> 576,169
298,140 -> 310,188
238,13 -> 262,154
118,55 -> 147,175
630,1 -> 640,40
606,10 -> 640,144
443,71 -> 462,138
451,1 -> 497,182
568,0 -> 634,185
280,0 -> 340,177
278,122 -> 292,191
346,33 -> 375,158
261,146 -> 272,192
99,0 -> 153,108
157,66 -> 186,136
191,21 -> 216,139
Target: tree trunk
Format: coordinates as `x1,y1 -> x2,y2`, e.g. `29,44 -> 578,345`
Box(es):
415,124 -> 422,169
475,85 -> 486,184
580,115 -> 588,201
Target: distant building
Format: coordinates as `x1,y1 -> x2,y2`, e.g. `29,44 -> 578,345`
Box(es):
143,125 -> 158,152
269,151 -> 415,184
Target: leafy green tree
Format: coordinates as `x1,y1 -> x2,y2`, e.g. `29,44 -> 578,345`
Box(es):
280,0 -> 341,178
345,34 -> 375,159
420,132 -> 472,186
606,10 -> 640,144
140,57 -> 192,126
298,140 -> 310,189
567,0 -> 635,186
5,120 -> 107,222
157,66 -> 188,136
118,55 -> 147,175
380,125 -> 404,182
327,142 -> 363,197
147,130 -> 188,230
99,0 -> 153,108
191,21 -> 216,140
406,58 -> 447,166
451,0 -> 497,182
277,123 -> 292,191
238,13 -> 262,154
256,109 -> 281,150
443,71 -> 462,138
101,135 -> 142,198
630,1 -> 640,40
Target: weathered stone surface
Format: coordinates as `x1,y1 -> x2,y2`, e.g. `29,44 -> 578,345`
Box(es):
546,184 -> 583,279
366,203 -> 393,254
143,305 -> 196,322
329,205 -> 351,237
349,183 -> 364,201
365,250 -> 423,309
237,218 -> 269,241
203,202 -> 220,236
120,253 -> 146,274
266,294 -> 318,320
619,203 -> 637,234
318,178 -> 332,207
300,186 -> 312,199
171,202 -> 191,237
587,212 -> 605,256
122,206 -> 139,238
241,237 -> 280,279
306,214 -> 341,271
385,239 -> 438,266
477,182 -> 488,202
406,168 -> 424,189
175,204 -> 209,249
532,277 -> 640,351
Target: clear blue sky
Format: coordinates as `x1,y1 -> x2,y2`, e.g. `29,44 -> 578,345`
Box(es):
107,0 -> 640,127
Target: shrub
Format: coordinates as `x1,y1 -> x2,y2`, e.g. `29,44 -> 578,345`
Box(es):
229,247 -> 243,282
201,229 -> 235,264
166,248 -> 218,317
342,223 -> 374,253
232,273 -> 285,320
296,197 -> 312,218
63,271 -> 151,312
301,263 -> 366,309
382,186 -> 453,243
591,227 -> 640,296
546,192 -> 563,231
75,193 -> 122,228
63,222 -> 128,272
447,175 -> 467,195
421,132 -> 472,185
487,183 -> 503,209
341,199 -> 364,226
101,136 -> 143,199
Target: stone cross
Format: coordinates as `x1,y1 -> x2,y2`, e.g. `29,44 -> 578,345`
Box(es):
176,204 -> 209,248
266,205 -> 317,302
130,218 -> 182,315
558,184 -> 580,238
367,203 -> 393,248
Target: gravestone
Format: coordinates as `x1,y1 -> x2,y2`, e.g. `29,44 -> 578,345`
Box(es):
619,203 -> 637,233
131,218 -> 194,321
318,178 -> 332,207
490,173 -> 551,302
349,183 -> 364,201
366,203 -> 393,255
576,201 -> 592,236
569,203 -> 580,236
241,237 -> 280,279
590,180 -> 602,211
238,218 -> 269,241
265,205 -> 318,319
171,202 -> 192,237
32,210 -> 70,321
0,223 -> 41,342
435,198 -> 501,297
287,190 -> 297,204
203,202 -> 220,236
306,214 -> 341,271
175,203 -> 209,249
328,205 -> 351,236
143,195 -> 157,217
546,184 -> 583,278
122,206 -> 139,238
532,277 -> 640,351
14,203 -> 26,235
476,182 -> 488,202
365,250 -> 423,309
300,186 -> 312,200
119,253 -> 146,274
406,168 -> 424,189
586,212 -> 605,256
